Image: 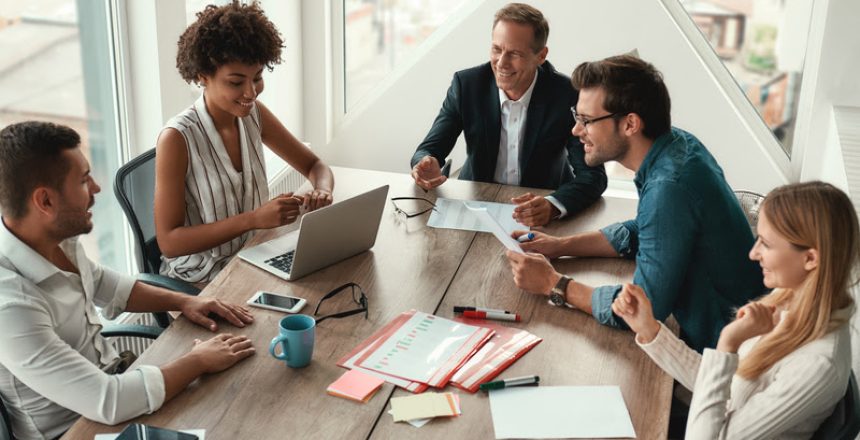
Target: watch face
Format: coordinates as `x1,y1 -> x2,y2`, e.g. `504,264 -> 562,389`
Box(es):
550,292 -> 565,306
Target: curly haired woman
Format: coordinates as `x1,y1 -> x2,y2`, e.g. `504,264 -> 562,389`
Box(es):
155,1 -> 334,283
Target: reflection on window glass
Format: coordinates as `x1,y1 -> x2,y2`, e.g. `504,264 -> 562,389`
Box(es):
0,1 -> 128,272
681,0 -> 809,156
344,0 -> 468,110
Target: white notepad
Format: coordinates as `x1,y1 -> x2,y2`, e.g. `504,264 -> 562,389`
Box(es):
489,386 -> 636,439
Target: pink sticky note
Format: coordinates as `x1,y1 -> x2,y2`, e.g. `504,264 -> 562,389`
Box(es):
327,369 -> 386,402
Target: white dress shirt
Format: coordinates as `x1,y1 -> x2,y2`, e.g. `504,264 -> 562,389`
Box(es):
637,308 -> 852,439
0,220 -> 166,440
495,69 -> 566,216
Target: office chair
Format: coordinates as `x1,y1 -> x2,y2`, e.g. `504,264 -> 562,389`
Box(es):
812,371 -> 860,440
0,324 -> 162,440
115,149 -> 200,328
733,190 -> 765,234
0,397 -> 10,440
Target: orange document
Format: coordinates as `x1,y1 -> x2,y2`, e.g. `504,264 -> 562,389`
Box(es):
327,369 -> 385,402
449,317 -> 542,393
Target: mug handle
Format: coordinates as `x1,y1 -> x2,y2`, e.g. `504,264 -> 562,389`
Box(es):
269,335 -> 290,361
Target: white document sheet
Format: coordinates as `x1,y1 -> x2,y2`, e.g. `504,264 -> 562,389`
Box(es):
465,205 -> 524,254
359,311 -> 482,383
427,198 -> 526,234
489,386 -> 636,439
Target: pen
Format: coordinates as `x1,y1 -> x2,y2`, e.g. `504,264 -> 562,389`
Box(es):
479,375 -> 540,391
463,310 -> 521,322
516,232 -> 535,243
454,306 -> 512,314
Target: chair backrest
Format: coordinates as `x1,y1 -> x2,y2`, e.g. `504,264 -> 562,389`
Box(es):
734,190 -> 765,234
812,371 -> 860,440
114,149 -> 161,274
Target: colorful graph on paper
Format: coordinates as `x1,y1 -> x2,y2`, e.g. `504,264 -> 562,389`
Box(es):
359,311 -> 483,383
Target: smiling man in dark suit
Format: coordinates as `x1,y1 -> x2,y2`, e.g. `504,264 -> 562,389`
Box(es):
410,3 -> 607,226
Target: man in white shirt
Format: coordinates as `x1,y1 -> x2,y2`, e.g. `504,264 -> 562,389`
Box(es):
0,121 -> 256,439
410,3 -> 607,226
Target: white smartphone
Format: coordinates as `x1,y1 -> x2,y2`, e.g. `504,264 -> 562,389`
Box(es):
246,291 -> 307,314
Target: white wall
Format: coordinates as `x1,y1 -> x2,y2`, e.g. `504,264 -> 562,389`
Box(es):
309,0 -> 789,195
124,0 -> 305,174
798,0 -> 860,185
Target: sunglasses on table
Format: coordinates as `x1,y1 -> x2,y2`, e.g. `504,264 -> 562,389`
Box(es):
314,282 -> 369,324
391,197 -> 438,218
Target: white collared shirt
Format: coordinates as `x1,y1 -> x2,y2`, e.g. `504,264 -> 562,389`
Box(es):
495,70 -> 567,217
0,220 -> 165,440
494,70 -> 538,186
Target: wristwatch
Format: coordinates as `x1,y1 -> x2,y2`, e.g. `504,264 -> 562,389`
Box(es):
549,275 -> 572,307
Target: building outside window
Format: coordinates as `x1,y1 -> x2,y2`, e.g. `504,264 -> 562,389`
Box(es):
0,0 -> 129,273
344,0 -> 468,111
681,0 -> 810,157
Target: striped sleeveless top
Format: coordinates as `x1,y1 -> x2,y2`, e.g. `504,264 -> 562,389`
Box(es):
159,94 -> 269,283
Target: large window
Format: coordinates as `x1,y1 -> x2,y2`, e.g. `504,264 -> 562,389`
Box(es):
343,0 -> 468,111
0,0 -> 129,272
681,0 -> 812,157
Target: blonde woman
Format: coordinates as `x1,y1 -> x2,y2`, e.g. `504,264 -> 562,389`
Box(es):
613,181 -> 858,439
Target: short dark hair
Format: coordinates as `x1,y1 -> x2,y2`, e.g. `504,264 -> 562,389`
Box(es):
493,3 -> 549,53
0,121 -> 80,219
571,55 -> 671,140
176,0 -> 284,84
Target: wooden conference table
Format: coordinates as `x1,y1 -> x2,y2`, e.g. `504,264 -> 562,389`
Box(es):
65,167 -> 673,439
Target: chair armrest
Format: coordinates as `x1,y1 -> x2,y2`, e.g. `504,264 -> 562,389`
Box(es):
136,273 -> 201,296
101,324 -> 163,339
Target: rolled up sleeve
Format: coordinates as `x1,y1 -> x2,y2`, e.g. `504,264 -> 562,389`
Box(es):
600,220 -> 638,259
0,300 -> 166,425
91,264 -> 136,319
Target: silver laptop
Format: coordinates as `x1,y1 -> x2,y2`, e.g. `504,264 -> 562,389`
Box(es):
238,185 -> 389,280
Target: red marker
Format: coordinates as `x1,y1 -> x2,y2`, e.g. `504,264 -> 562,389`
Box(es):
463,310 -> 521,322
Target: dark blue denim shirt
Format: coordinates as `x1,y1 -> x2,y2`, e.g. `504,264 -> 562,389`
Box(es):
593,127 -> 765,352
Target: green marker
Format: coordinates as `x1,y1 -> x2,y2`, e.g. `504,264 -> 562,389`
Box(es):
479,375 -> 540,391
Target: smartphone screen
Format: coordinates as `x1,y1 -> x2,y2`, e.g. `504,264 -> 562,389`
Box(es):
253,292 -> 302,309
116,424 -> 199,440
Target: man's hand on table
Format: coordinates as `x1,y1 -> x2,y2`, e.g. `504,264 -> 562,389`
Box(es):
511,193 -> 558,227
180,296 -> 255,332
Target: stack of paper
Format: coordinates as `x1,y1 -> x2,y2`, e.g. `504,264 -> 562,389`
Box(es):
338,311 -> 495,391
389,392 -> 462,427
327,369 -> 385,402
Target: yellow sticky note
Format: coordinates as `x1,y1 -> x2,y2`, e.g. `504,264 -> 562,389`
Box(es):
390,392 -> 458,422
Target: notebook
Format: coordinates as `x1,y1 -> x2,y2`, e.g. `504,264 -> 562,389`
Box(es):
327,369 -> 385,402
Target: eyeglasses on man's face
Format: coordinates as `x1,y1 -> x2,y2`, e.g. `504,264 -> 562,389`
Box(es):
314,282 -> 368,324
391,197 -> 437,218
571,107 -> 618,131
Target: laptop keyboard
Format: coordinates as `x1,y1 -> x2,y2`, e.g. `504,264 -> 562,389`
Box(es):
265,250 -> 295,274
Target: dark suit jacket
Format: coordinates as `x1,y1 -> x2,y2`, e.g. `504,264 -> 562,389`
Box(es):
411,61 -> 607,215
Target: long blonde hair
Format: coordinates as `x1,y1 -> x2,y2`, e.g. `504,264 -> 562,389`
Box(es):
737,181 -> 859,379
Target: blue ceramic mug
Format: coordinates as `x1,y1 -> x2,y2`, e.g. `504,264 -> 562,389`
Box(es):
268,314 -> 315,368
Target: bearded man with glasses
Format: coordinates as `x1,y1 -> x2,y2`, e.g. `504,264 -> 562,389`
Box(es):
505,55 -> 765,354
